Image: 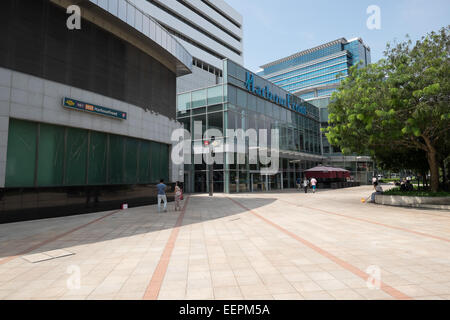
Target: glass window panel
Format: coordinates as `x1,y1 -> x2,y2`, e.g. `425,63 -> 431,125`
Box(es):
88,131 -> 107,185
208,111 -> 223,132
138,141 -> 151,183
150,142 -> 161,183
160,144 -> 169,183
208,105 -> 223,113
65,127 -> 88,186
207,86 -> 223,105
124,138 -> 139,184
247,94 -> 256,111
177,92 -> 191,112
108,134 -> 124,184
281,108 -> 287,122
5,119 -> 37,187
37,123 -> 64,186
227,86 -> 236,105
264,100 -> 272,117
256,98 -> 265,114
192,107 -> 206,115
192,89 -> 207,108
236,89 -> 246,109
226,111 -> 237,130
179,117 -> 191,133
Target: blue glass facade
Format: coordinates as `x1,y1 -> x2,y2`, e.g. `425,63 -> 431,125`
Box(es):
259,38 -> 371,100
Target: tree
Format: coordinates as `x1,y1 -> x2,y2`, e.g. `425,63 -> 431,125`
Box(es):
326,26 -> 450,191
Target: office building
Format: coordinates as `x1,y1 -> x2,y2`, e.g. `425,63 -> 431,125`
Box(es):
131,0 -> 244,92
0,0 -> 192,222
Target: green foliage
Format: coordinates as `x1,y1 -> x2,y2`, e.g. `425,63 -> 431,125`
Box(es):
327,26 -> 450,191
383,187 -> 450,197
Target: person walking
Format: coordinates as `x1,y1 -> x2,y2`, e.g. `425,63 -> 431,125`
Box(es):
157,179 -> 167,212
302,178 -> 309,194
174,181 -> 182,211
296,177 -> 301,191
310,177 -> 317,193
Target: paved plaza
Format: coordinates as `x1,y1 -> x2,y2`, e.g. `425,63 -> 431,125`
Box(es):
0,186 -> 449,300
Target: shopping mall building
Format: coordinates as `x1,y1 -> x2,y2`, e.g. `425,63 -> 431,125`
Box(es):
177,60 -> 323,193
0,0 -> 192,222
258,38 -> 375,183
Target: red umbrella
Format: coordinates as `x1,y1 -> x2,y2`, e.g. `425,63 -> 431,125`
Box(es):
304,166 -> 350,179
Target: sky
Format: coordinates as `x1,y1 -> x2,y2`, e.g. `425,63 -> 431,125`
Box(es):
225,0 -> 450,72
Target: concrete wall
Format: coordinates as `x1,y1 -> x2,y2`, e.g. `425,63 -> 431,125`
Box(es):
0,67 -> 183,187
177,66 -> 220,93
0,68 -> 11,188
375,194 -> 450,207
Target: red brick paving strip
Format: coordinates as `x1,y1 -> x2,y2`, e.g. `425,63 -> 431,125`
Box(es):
227,197 -> 412,300
143,196 -> 190,300
0,210 -> 121,266
280,199 -> 450,242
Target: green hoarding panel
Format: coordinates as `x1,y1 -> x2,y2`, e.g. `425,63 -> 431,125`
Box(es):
160,144 -> 169,182
37,123 -> 65,186
5,119 -> 37,187
124,137 -> 139,184
65,127 -> 88,186
108,134 -> 124,184
150,141 -> 161,183
88,131 -> 107,185
138,140 -> 151,183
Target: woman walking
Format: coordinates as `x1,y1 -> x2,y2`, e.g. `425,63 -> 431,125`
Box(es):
174,181 -> 182,211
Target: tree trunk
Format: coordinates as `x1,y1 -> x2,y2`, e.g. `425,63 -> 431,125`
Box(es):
442,160 -> 447,185
423,137 -> 439,192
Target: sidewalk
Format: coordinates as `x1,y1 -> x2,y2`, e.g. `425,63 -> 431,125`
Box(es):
0,186 -> 449,300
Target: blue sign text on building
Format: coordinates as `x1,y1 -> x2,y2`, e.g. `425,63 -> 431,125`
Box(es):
244,72 -> 307,115
63,97 -> 127,120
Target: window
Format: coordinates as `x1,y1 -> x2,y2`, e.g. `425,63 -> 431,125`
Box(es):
192,89 -> 207,108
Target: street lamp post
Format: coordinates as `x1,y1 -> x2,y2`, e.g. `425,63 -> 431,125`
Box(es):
206,136 -> 217,197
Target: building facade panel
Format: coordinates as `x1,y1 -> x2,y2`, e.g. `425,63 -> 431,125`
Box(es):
0,0 -> 191,222
131,0 -> 242,59
138,0 -> 242,53
130,0 -> 243,93
0,0 -> 180,119
183,0 -> 242,39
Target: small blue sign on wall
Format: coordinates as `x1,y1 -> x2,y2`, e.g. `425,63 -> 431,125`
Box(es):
63,97 -> 127,120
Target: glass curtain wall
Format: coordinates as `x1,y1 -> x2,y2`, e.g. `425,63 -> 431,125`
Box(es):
177,85 -> 321,192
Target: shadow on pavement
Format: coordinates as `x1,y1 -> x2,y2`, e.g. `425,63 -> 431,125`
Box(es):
0,195 -> 277,260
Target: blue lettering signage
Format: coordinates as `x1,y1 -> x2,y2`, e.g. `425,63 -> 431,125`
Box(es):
63,97 -> 127,120
244,72 -> 307,115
